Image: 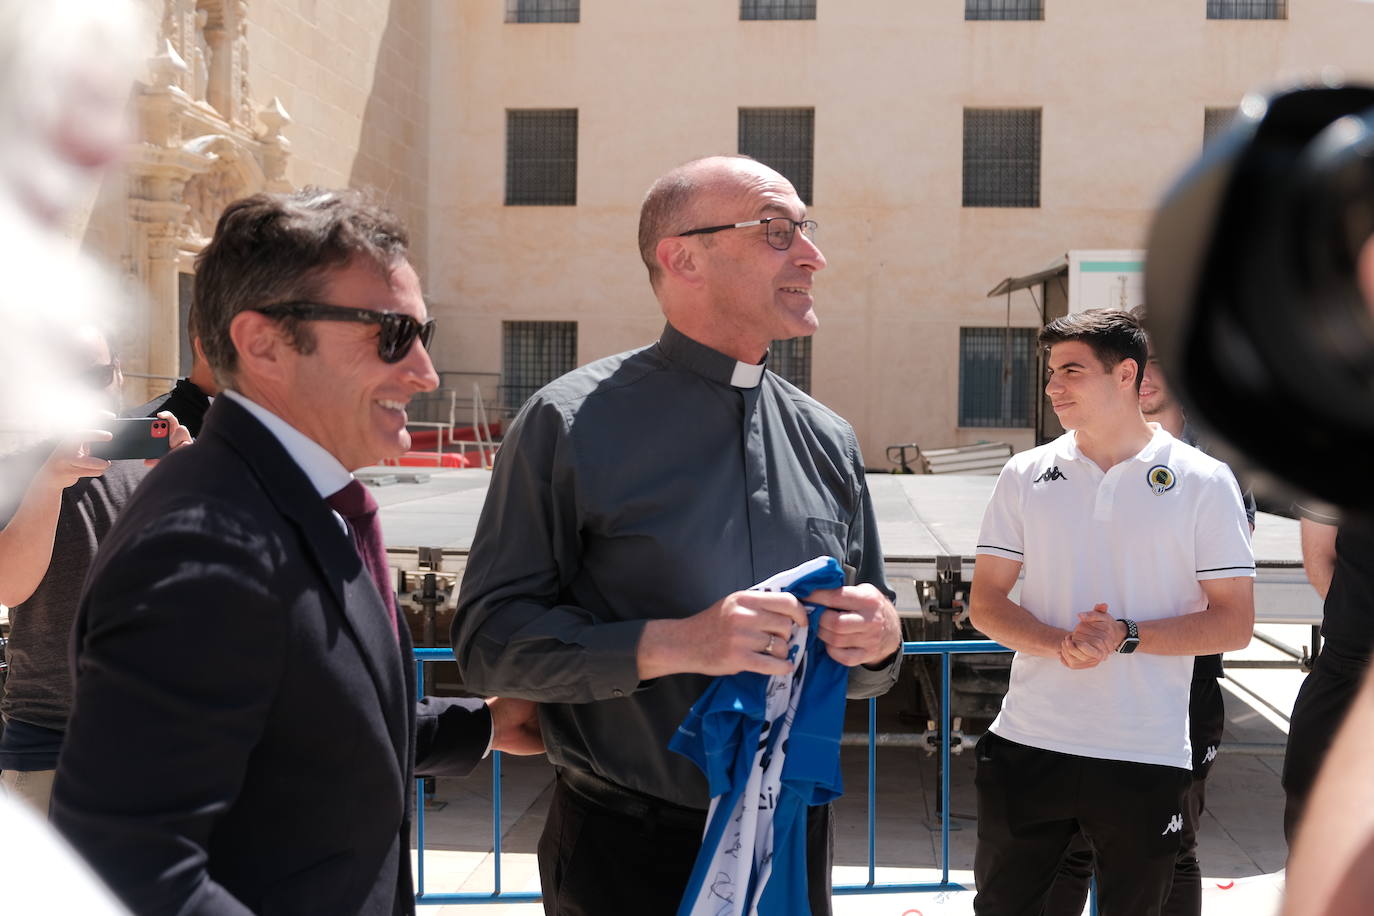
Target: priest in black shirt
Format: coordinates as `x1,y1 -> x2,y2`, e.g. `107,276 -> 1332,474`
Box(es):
454,156 -> 903,916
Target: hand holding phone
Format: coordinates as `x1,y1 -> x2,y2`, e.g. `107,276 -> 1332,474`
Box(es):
90,417 -> 172,460
38,430 -> 113,491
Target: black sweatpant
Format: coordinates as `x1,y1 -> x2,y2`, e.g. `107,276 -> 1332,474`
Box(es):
1043,674 -> 1226,916
537,770 -> 834,916
1282,641 -> 1371,845
973,732 -> 1191,916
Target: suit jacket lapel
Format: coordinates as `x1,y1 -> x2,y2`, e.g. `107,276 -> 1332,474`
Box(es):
199,398 -> 410,766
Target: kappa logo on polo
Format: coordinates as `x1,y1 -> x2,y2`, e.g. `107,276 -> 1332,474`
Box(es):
1202,744 -> 1218,766
1033,466 -> 1067,484
1161,813 -> 1184,836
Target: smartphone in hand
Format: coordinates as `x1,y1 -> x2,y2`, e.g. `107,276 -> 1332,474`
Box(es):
90,418 -> 172,460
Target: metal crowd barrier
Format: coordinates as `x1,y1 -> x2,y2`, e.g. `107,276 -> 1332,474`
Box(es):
410,640 -> 1047,909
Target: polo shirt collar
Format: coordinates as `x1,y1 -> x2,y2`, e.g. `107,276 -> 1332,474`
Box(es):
658,323 -> 767,389
1054,425 -> 1174,467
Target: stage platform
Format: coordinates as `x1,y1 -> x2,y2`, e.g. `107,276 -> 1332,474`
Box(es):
370,469 -> 1320,626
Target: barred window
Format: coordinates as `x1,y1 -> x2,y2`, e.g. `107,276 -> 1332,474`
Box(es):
506,110 -> 577,206
958,327 -> 1037,428
1206,0 -> 1285,19
966,0 -> 1043,20
739,108 -> 815,204
741,0 -> 816,20
963,108 -> 1041,208
1203,106 -> 1238,148
506,0 -> 579,23
500,321 -> 577,410
769,337 -> 812,393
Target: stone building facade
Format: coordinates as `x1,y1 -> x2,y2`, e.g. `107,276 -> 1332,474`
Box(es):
83,0 -> 429,403
85,0 -> 1374,459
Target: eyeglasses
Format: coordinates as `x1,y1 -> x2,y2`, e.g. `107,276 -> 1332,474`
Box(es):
79,362 -> 119,390
679,217 -> 819,251
253,302 -> 436,364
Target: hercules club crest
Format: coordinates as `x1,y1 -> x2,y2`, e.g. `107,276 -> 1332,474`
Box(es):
1148,465 -> 1176,494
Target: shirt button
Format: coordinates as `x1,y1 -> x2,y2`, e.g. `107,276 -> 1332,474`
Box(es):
611,688 -> 624,698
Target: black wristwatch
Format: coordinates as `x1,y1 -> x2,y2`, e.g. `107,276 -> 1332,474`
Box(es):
1115,619 -> 1140,654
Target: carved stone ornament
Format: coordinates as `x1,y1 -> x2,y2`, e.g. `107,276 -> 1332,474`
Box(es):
122,0 -> 292,387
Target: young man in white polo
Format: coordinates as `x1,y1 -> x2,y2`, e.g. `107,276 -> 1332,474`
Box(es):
969,308 -> 1255,916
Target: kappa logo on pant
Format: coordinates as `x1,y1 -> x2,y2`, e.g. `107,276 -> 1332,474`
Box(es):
1161,813 -> 1184,836
1202,744 -> 1218,765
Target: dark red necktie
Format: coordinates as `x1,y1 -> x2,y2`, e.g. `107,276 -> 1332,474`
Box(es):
327,479 -> 399,640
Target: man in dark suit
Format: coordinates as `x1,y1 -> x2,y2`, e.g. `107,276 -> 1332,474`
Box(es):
50,188 -> 542,916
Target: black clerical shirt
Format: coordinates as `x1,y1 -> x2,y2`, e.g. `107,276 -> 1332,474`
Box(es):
453,323 -> 898,808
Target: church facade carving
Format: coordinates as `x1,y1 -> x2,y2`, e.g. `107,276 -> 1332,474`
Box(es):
123,0 -> 293,395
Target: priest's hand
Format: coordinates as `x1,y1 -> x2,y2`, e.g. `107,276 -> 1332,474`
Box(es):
636,590 -> 808,680
809,585 -> 902,668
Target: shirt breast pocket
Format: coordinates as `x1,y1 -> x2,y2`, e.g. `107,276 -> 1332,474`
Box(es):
805,516 -> 850,565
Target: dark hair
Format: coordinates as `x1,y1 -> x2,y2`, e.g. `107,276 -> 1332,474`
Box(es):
192,188 -> 410,387
1038,308 -> 1148,391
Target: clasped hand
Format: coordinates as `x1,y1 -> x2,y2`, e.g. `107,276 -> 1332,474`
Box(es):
678,585 -> 901,678
1058,603 -> 1127,670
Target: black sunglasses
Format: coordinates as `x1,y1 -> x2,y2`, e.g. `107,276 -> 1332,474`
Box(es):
253,302 -> 436,364
78,361 -> 119,390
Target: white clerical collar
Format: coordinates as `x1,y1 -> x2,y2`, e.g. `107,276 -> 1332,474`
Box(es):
729,360 -> 766,388
222,389 -> 352,499
658,323 -> 768,389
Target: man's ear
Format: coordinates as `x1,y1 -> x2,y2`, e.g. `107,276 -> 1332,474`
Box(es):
1119,356 -> 1140,390
656,237 -> 704,288
228,311 -> 289,383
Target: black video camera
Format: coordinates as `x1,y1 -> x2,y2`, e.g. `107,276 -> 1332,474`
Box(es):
1146,82 -> 1374,512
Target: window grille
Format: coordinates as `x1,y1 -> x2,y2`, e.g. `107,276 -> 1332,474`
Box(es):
738,108 -> 815,205
1206,0 -> 1285,19
958,327 -> 1037,427
741,0 -> 816,20
501,321 -> 577,410
965,0 -> 1043,21
505,110 -> 578,206
769,337 -> 812,393
1203,106 -> 1238,148
962,108 -> 1041,208
505,0 -> 579,23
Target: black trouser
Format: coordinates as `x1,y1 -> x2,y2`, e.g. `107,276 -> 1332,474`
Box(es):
1282,641 -> 1371,845
973,732 -> 1191,916
1042,675 -> 1225,916
537,768 -> 834,916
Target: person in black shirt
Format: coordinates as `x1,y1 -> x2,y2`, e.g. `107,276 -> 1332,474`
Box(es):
1282,505 -> 1374,844
453,156 -> 902,916
133,319 -> 217,438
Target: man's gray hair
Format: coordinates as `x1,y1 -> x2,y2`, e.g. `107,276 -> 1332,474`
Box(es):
637,156 -> 756,289
192,188 -> 410,389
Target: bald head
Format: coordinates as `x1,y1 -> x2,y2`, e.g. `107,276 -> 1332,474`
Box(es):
637,156 -> 787,290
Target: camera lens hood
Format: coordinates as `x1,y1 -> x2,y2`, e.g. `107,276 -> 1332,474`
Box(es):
1146,83 -> 1374,511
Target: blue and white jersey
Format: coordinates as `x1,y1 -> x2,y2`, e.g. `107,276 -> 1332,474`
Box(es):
671,556 -> 849,916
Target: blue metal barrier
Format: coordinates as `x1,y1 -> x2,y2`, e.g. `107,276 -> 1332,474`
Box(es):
410,640 -> 1051,908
